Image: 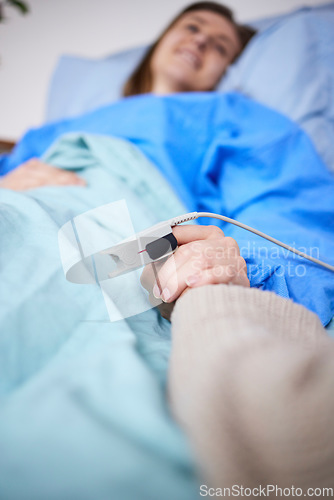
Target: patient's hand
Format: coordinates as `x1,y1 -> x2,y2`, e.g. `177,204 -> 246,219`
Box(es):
0,158 -> 86,191
141,225 -> 249,320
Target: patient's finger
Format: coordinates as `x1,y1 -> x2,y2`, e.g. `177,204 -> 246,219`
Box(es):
160,256 -> 246,302
0,160 -> 86,190
141,226 -> 223,287
142,226 -> 232,299
140,258 -> 168,292
156,237 -> 240,296
54,171 -> 86,186
172,224 -> 224,245
26,160 -> 86,185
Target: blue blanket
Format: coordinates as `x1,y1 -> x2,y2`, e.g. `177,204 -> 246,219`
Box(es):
0,135 -> 200,500
1,92 -> 334,325
1,92 -> 334,499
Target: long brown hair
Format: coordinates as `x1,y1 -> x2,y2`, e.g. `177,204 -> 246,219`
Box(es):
123,1 -> 256,97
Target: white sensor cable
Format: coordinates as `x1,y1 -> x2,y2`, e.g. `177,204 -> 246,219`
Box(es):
169,212 -> 334,273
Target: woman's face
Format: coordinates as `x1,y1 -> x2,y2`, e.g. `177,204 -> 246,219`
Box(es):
150,10 -> 242,94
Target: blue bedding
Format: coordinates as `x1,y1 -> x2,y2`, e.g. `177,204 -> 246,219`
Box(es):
1,92 -> 334,325
0,135 -> 199,500
1,92 -> 334,499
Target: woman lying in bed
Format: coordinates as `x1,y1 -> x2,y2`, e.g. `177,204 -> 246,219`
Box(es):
0,1 -> 255,190
1,1 -> 333,493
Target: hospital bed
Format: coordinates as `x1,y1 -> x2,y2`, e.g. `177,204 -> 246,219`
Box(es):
0,4 -> 334,500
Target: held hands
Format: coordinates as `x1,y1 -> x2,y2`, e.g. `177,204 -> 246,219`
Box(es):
0,158 -> 86,191
141,225 -> 249,320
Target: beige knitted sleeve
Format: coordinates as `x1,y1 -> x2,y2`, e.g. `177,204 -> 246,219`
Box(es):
168,285 -> 334,494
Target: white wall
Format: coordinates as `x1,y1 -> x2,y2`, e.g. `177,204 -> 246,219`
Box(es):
0,0 -> 329,140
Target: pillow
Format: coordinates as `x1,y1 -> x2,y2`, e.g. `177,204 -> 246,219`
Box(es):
44,8 -> 291,123
45,45 -> 148,123
218,3 -> 334,172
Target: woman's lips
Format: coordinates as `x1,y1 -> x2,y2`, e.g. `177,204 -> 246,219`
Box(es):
176,49 -> 201,69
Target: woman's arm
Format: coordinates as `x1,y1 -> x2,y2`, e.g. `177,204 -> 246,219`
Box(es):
142,225 -> 334,490
169,284 -> 334,493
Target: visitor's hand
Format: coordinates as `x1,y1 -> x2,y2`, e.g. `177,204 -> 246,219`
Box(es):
141,225 -> 249,320
0,158 -> 86,191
